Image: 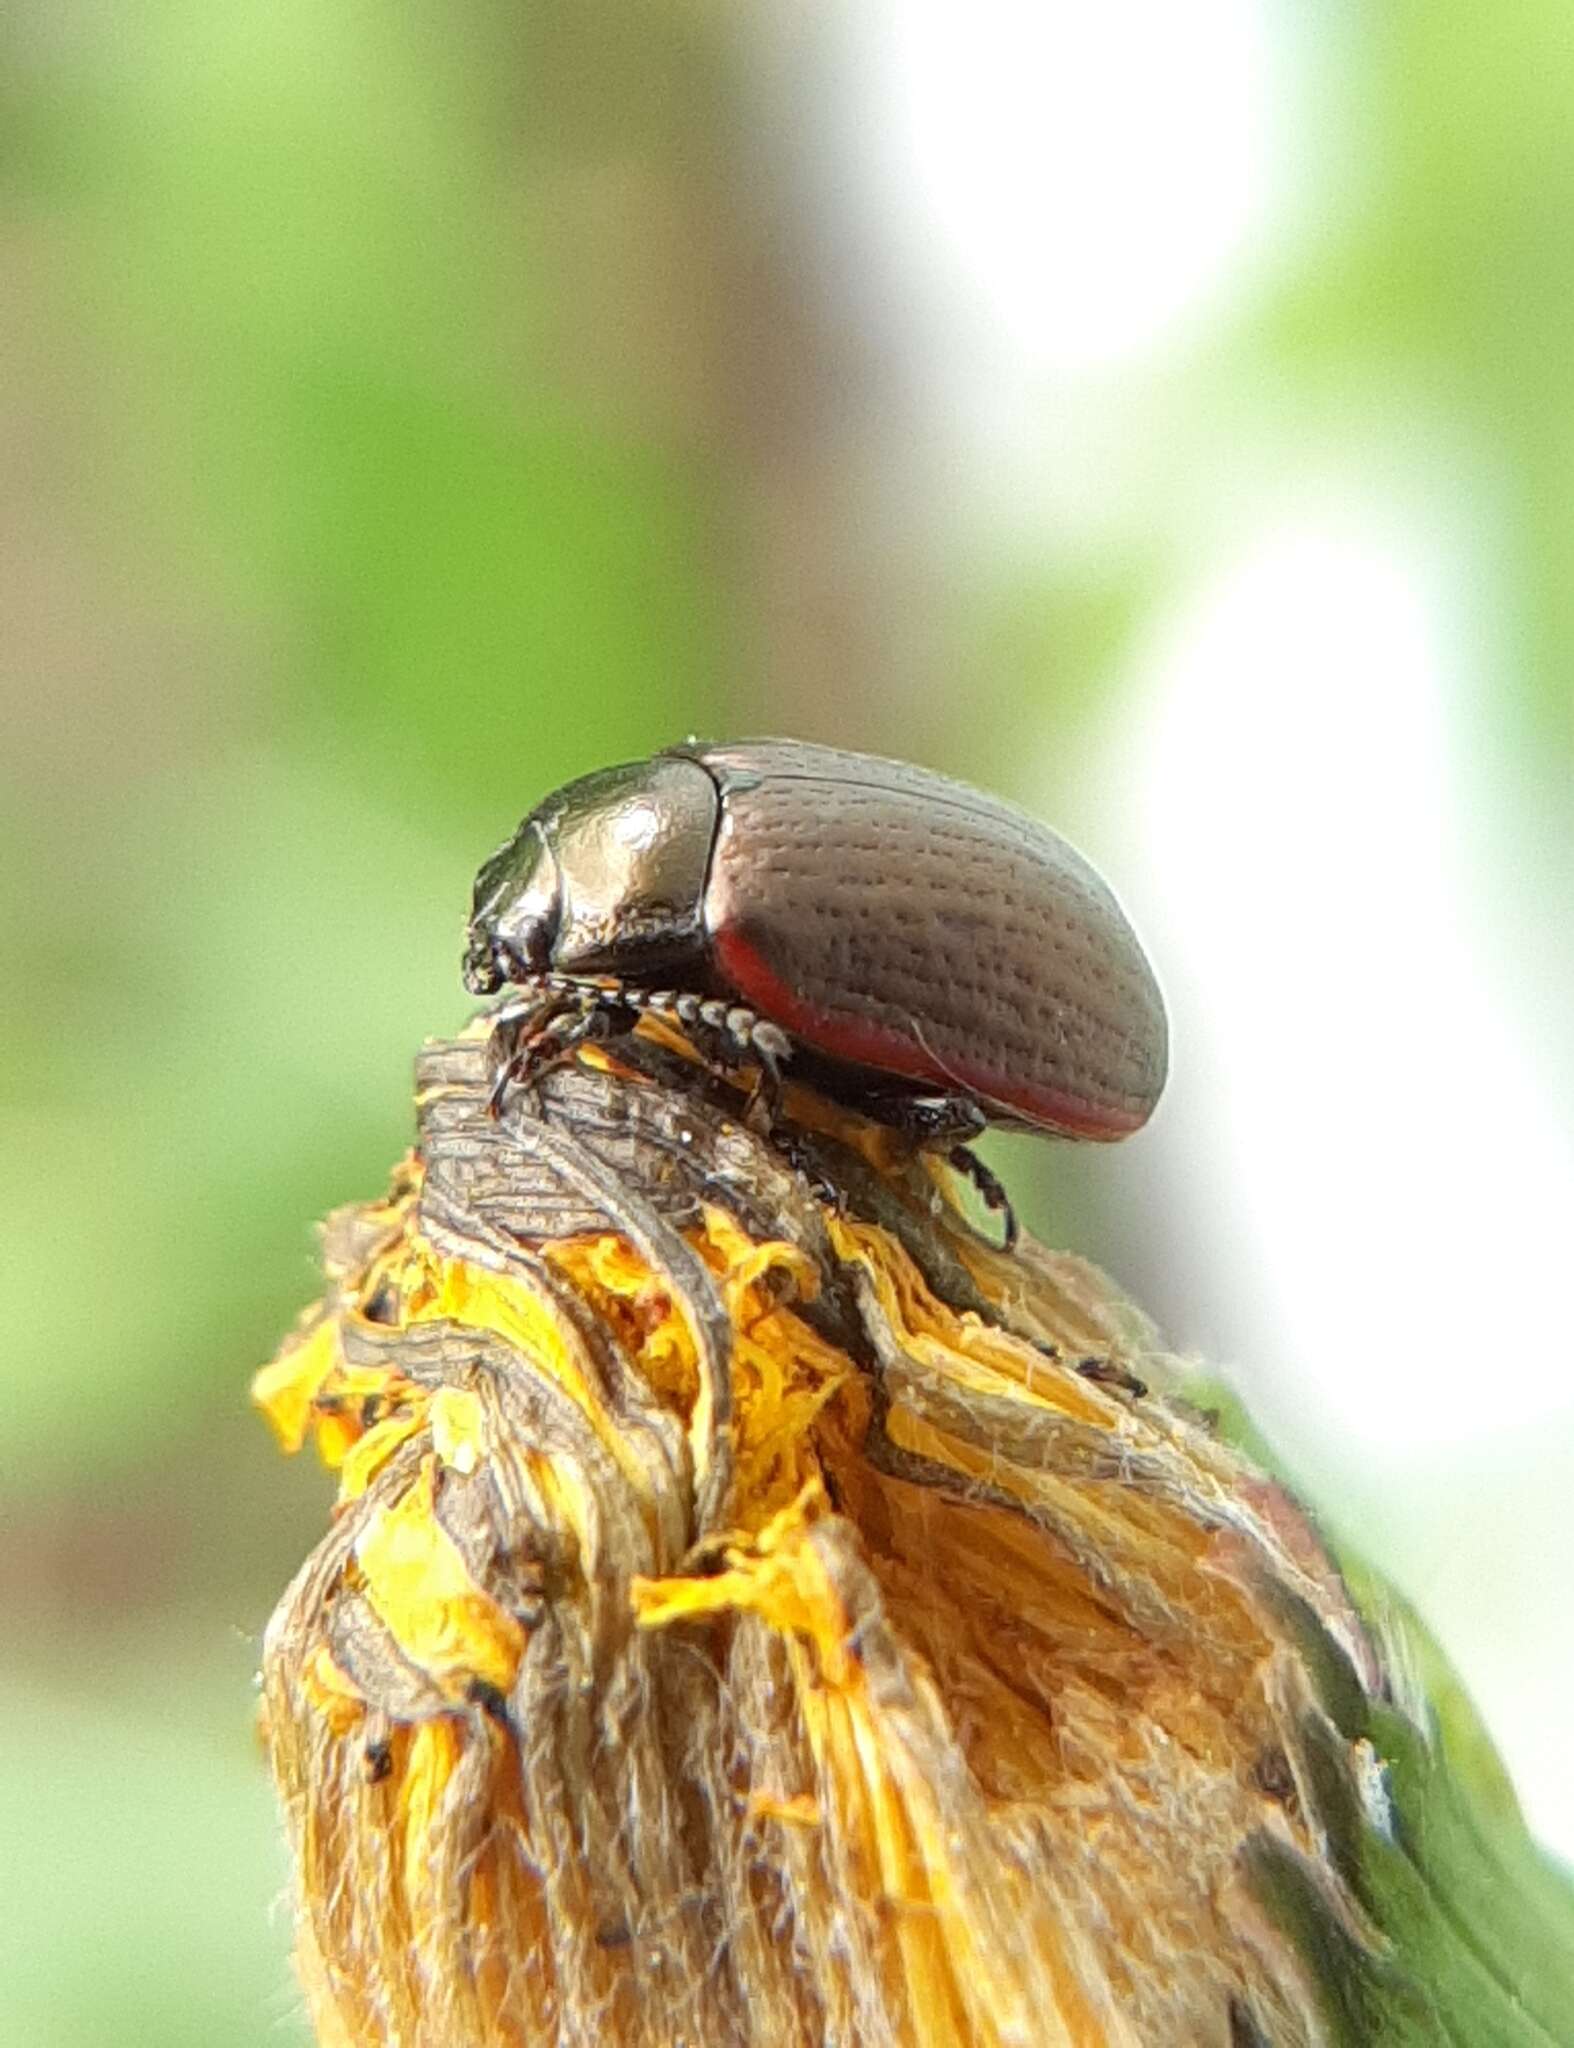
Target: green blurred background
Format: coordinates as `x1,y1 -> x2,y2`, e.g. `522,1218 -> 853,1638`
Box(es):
3,4 -> 1572,2040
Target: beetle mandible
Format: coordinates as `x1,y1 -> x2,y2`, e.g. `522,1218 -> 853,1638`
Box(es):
462,739 -> 1167,1236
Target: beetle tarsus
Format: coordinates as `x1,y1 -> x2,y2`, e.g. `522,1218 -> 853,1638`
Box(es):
946,1144 -> 1018,1252
768,1127 -> 847,1212
1076,1356 -> 1148,1399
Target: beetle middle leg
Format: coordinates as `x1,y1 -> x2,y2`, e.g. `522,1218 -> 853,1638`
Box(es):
630,990 -> 791,1128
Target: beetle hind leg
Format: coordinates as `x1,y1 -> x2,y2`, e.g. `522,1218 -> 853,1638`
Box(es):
945,1144 -> 1019,1252
848,1091 -> 1019,1250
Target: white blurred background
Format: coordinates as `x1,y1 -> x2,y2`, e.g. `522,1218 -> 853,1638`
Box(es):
786,0 -> 1574,1860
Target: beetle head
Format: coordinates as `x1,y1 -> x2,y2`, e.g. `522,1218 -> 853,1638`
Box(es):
463,821 -> 561,995
463,756 -> 721,998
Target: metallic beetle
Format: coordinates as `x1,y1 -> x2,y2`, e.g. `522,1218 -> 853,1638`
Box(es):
462,739 -> 1167,1148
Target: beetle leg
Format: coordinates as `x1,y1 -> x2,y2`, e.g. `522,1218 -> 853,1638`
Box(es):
851,1090 -> 1022,1244
514,992 -> 627,1084
946,1145 -> 1019,1252
1075,1355 -> 1148,1399
513,1008 -> 618,1091
732,1012 -> 789,1132
863,1092 -> 989,1150
768,1127 -> 848,1212
622,989 -> 792,1126
486,981 -> 633,1118
486,984 -> 574,1116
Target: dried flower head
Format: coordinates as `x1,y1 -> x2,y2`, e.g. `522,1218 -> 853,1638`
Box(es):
253,1027 -> 1573,2047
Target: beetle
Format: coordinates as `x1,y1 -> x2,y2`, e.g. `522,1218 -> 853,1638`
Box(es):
462,739 -> 1168,1241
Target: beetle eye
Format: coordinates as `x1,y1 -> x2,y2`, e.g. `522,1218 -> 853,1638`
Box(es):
462,939 -> 504,997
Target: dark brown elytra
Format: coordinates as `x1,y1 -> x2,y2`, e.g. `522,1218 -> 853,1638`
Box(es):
462,739 -> 1169,1244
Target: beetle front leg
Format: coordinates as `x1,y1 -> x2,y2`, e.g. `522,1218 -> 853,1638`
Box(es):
484,980 -> 636,1118
511,1000 -> 622,1093
485,984 -> 574,1116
